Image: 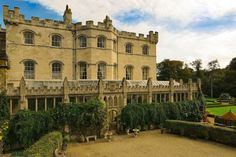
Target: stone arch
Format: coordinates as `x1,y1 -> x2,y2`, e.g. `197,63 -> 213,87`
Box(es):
108,109 -> 118,123
114,95 -> 118,106
108,96 -> 113,107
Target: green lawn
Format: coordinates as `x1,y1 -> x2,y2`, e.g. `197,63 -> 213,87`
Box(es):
206,106 -> 236,116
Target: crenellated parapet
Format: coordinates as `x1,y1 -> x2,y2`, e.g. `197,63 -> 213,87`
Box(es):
3,5 -> 158,44
3,5 -> 69,29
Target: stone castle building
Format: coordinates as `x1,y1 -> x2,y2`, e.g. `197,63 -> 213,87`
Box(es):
0,5 -> 200,123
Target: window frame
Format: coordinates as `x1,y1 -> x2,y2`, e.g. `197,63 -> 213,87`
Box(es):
142,66 -> 149,80
79,35 -> 87,48
97,63 -> 106,79
24,61 -> 35,79
97,36 -> 106,48
125,66 -> 133,80
142,45 -> 149,55
52,62 -> 62,79
125,43 -> 133,54
79,62 -> 87,79
51,35 -> 62,47
23,31 -> 34,45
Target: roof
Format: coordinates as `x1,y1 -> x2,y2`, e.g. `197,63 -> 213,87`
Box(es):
220,110 -> 236,121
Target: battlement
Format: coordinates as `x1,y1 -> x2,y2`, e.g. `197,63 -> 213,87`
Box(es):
3,5 -> 158,43
3,5 -> 69,29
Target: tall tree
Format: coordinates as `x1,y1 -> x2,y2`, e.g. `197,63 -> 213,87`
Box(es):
207,59 -> 220,97
157,59 -> 193,82
191,59 -> 203,79
228,57 -> 236,71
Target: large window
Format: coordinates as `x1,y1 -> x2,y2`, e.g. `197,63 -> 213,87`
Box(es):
24,31 -> 34,44
52,62 -> 62,79
79,62 -> 87,79
125,43 -> 132,54
79,36 -> 87,48
126,66 -> 133,80
142,67 -> 149,80
24,61 -> 35,79
97,36 -> 105,48
142,45 -> 149,55
52,35 -> 61,47
97,63 -> 106,79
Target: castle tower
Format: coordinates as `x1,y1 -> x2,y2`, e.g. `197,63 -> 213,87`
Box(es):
63,5 -> 72,24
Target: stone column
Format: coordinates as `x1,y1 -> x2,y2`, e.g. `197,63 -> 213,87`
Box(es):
188,78 -> 193,101
147,77 -> 153,103
63,77 -> 69,103
98,78 -> 104,100
19,77 -> 27,109
122,77 -> 127,106
169,78 -> 174,102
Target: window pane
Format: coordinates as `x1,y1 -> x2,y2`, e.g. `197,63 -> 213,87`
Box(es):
80,63 -> 87,79
52,63 -> 62,79
97,37 -> 105,48
38,98 -> 45,111
24,32 -> 34,44
142,67 -> 149,80
52,35 -> 61,47
24,61 -> 35,79
142,45 -> 149,55
126,44 -> 132,53
47,98 -> 54,110
28,98 -> 36,111
97,63 -> 106,79
79,36 -> 87,48
126,66 -> 132,80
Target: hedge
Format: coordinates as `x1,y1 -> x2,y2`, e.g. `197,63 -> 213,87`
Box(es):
3,111 -> 54,151
25,131 -> 62,157
164,120 -> 236,146
120,98 -> 205,130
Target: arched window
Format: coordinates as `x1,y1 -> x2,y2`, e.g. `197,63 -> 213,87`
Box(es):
79,62 -> 87,79
97,63 -> 106,79
97,36 -> 106,48
24,31 -> 34,44
52,35 -> 61,47
24,61 -> 35,79
79,36 -> 87,48
125,43 -> 132,54
142,45 -> 149,55
126,66 -> 133,80
142,67 -> 149,80
52,62 -> 62,79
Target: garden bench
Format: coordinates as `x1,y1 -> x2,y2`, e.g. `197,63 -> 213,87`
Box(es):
85,135 -> 97,142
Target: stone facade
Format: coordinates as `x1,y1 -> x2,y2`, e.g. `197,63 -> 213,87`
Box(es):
0,5 -> 200,123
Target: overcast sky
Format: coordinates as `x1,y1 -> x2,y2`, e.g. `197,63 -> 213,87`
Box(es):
1,0 -> 236,68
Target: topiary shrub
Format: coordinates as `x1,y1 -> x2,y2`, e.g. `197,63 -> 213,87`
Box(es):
25,131 -> 62,157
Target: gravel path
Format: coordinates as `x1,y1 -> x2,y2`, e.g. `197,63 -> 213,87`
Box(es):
66,130 -> 236,157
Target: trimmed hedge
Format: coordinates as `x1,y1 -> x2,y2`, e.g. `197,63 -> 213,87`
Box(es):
120,99 -> 205,130
25,131 -> 62,157
4,111 -> 54,151
164,120 -> 236,146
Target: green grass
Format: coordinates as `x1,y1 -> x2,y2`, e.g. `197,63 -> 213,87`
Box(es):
206,106 -> 236,116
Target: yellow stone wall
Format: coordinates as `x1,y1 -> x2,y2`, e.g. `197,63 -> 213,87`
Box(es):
3,5 -> 158,85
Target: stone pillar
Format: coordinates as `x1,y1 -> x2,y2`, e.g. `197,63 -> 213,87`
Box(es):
19,77 -> 27,109
188,78 -> 193,101
122,77 -> 127,106
197,78 -> 202,97
98,78 -> 104,100
63,77 -> 69,103
169,78 -> 174,102
179,79 -> 183,86
147,77 -> 152,103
